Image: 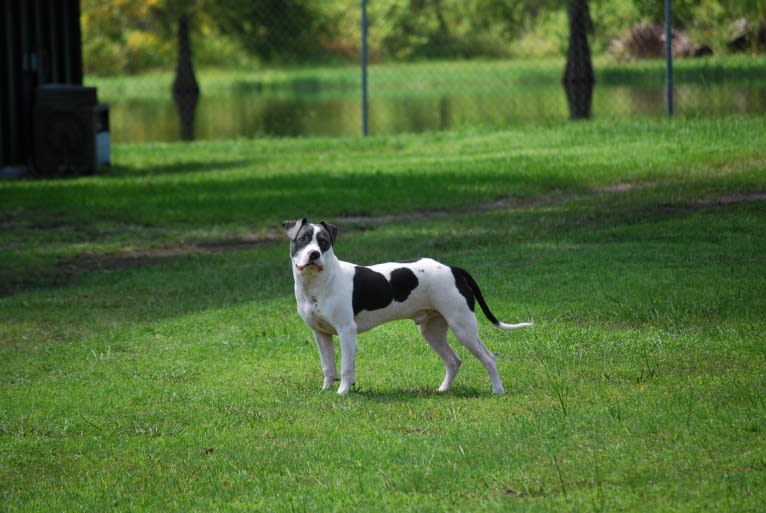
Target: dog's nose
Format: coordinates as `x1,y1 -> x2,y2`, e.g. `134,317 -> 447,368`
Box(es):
309,250 -> 321,262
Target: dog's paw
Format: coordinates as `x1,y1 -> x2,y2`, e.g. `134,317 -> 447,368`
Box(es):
337,381 -> 355,395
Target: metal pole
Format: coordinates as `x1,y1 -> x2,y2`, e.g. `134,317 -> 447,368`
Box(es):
360,0 -> 369,136
664,0 -> 673,116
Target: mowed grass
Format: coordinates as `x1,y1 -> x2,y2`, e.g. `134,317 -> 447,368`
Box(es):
1,117 -> 765,511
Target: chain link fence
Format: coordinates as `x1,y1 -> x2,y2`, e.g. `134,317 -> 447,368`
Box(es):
80,1 -> 766,144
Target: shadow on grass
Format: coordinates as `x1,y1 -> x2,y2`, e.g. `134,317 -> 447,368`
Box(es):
355,384 -> 489,403
108,158 -> 252,177
3,158 -> 590,227
2,175 -> 764,338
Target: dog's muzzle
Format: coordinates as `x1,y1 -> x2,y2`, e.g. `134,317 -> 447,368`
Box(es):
296,250 -> 323,272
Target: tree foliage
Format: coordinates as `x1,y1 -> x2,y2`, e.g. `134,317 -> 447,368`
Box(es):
81,0 -> 765,74
210,0 -> 330,62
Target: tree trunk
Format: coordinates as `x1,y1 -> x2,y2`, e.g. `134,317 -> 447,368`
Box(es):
562,0 -> 594,120
172,14 -> 199,141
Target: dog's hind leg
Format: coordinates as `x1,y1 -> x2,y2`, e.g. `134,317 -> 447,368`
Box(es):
448,316 -> 505,394
313,330 -> 337,390
419,314 -> 462,392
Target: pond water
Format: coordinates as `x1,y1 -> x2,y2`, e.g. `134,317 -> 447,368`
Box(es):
104,80 -> 766,143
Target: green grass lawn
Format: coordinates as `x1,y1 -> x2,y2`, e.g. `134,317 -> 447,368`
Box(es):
1,117 -> 765,511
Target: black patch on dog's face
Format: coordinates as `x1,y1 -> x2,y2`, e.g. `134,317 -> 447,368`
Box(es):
289,222 -> 335,258
352,267 -> 419,315
290,224 -> 315,257
315,224 -> 333,253
319,221 -> 338,246
450,266 -> 475,312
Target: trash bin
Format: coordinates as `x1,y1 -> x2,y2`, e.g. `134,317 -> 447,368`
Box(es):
34,84 -> 110,175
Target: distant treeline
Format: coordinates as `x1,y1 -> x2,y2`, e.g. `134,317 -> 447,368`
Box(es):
81,0 -> 766,74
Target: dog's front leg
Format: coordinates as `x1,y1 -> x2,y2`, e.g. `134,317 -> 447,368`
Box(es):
313,330 -> 337,390
336,324 -> 358,395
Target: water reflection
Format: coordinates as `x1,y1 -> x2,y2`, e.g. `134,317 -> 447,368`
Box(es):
173,90 -> 199,141
105,81 -> 766,143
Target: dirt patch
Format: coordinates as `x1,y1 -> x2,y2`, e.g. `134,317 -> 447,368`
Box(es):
336,193 -> 572,227
594,183 -> 639,194
691,191 -> 766,207
0,229 -> 285,297
5,187 -> 764,297
59,231 -> 285,275
657,190 -> 766,213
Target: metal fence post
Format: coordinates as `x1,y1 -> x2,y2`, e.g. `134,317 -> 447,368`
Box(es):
360,0 -> 369,136
664,0 -> 673,117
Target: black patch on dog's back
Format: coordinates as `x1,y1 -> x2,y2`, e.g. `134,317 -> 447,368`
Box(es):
353,267 -> 419,315
352,267 -> 391,314
390,268 -> 419,302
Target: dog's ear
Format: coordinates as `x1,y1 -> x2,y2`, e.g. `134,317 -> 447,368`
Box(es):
320,221 -> 338,245
282,218 -> 307,240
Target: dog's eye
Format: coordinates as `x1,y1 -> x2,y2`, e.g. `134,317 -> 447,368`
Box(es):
298,234 -> 311,243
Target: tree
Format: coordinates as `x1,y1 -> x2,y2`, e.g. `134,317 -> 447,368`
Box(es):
81,0 -> 215,74
172,13 -> 200,140
211,0 -> 329,62
562,0 -> 594,119
81,0 -> 173,73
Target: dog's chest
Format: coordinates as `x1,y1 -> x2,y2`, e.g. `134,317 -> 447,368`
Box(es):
296,289 -> 338,335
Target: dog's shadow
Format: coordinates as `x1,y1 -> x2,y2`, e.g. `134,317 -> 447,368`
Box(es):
353,384 -> 490,403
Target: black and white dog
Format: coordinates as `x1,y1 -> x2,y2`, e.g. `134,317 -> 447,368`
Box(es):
283,218 -> 532,395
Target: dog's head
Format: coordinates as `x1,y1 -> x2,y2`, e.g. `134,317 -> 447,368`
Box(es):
282,218 -> 338,273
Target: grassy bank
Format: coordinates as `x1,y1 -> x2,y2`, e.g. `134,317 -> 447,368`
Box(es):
87,55 -> 766,100
1,117 -> 765,511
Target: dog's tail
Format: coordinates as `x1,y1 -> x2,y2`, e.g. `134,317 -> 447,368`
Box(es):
453,266 -> 533,332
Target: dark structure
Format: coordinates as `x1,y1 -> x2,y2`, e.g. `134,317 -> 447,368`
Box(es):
562,0 -> 595,120
1,0 -> 108,176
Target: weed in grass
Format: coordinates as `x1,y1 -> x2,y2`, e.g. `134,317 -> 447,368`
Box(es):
546,371 -> 571,418
590,459 -> 607,513
683,381 -> 697,431
605,401 -> 622,422
550,453 -> 569,499
635,335 -> 662,386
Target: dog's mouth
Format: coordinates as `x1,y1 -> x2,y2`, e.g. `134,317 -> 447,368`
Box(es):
296,262 -> 323,272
